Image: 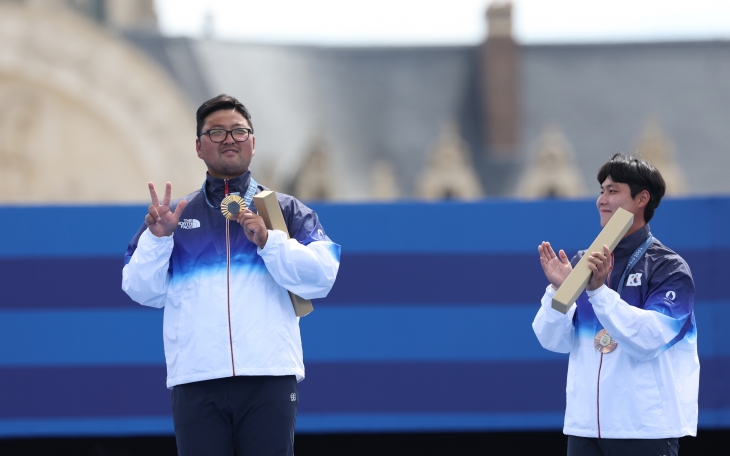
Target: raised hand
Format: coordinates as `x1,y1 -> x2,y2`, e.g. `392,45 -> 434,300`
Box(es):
145,182 -> 188,237
237,209 -> 268,249
586,245 -> 611,291
538,241 -> 572,290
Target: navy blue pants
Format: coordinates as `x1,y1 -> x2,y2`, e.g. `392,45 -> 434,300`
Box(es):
567,435 -> 679,456
172,375 -> 298,456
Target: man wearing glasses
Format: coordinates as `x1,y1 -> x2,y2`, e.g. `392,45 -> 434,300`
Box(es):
122,94 -> 341,455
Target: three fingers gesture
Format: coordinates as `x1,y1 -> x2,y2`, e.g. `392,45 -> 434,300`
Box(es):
145,182 -> 188,237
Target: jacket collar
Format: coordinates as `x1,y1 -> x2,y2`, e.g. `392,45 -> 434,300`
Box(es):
614,223 -> 651,259
204,171 -> 251,208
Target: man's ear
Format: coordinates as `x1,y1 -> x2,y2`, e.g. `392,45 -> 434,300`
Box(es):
195,138 -> 202,159
251,135 -> 256,155
636,189 -> 650,208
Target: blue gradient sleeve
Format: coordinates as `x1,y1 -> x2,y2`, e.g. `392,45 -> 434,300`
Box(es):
589,266 -> 695,362
276,193 -> 333,245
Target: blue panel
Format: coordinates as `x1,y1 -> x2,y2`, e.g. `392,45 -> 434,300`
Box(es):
698,408 -> 730,429
1,197 -> 728,436
0,257 -> 137,310
3,250 -> 725,311
301,304 -> 565,362
0,365 -> 169,419
1,302 -> 723,366
304,301 -> 727,362
309,199 -> 598,253
321,250 -> 728,304
3,197 -> 730,257
0,309 -> 165,366
0,417 -> 173,437
298,361 -> 569,413
296,412 -> 566,433
0,359 -> 726,434
693,301 -> 730,358
2,409 -> 728,437
309,197 -> 730,253
0,206 -> 147,258
0,362 -> 569,418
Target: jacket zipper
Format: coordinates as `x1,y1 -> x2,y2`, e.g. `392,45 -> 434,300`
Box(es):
597,353 -> 603,438
224,179 -> 236,376
596,253 -> 614,438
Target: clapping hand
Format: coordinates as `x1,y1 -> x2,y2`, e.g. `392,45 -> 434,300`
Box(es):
586,245 -> 611,291
538,241 -> 572,290
145,182 -> 188,237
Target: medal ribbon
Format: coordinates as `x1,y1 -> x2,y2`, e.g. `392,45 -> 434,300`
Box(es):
242,177 -> 258,211
594,234 -> 653,354
202,176 -> 259,209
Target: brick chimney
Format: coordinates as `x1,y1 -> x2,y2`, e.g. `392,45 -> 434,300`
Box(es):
480,1 -> 519,157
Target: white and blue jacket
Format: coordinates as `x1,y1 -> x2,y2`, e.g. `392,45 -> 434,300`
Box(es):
122,172 -> 341,389
533,224 -> 698,438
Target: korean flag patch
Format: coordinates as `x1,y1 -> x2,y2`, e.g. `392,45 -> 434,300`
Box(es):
626,273 -> 642,286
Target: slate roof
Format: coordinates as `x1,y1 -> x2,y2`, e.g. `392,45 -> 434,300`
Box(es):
128,33 -> 730,198
189,41 -> 484,199
521,40 -> 730,196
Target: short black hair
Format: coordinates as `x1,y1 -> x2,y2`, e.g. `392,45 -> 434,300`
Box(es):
196,94 -> 253,136
597,153 -> 666,223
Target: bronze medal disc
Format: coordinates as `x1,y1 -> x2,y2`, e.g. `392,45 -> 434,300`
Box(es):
221,194 -> 246,220
594,329 -> 618,354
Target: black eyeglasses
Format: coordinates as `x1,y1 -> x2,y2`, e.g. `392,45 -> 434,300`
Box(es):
199,128 -> 252,143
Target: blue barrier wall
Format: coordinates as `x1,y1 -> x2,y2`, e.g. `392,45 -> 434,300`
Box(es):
0,197 -> 728,437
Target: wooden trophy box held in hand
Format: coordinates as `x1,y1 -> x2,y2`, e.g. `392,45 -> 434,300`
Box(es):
253,190 -> 314,317
551,208 -> 634,314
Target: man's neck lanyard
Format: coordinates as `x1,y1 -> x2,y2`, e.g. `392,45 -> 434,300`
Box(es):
203,177 -> 258,210
615,234 -> 654,295
595,233 -> 654,354
241,177 -> 259,210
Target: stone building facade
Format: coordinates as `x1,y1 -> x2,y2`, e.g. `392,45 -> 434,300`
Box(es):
1,0 -> 727,204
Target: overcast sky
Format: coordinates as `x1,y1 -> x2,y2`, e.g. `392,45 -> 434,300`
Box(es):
155,0 -> 730,46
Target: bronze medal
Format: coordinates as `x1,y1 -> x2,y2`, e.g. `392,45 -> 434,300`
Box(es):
594,329 -> 617,354
221,194 -> 246,220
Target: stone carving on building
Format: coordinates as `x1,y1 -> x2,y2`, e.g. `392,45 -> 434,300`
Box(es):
633,118 -> 687,195
516,125 -> 586,198
371,159 -> 400,201
0,2 -> 200,203
417,121 -> 483,200
292,135 -> 336,201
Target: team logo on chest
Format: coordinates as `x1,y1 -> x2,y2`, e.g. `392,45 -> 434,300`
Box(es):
178,219 -> 201,229
626,273 -> 642,286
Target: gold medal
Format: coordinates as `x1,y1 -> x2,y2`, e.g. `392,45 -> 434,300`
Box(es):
594,329 -> 617,354
221,194 -> 246,220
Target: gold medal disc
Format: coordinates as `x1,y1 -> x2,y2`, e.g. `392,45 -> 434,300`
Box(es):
594,329 -> 617,354
221,194 -> 246,220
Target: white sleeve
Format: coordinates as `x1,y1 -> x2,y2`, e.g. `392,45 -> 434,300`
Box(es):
532,285 -> 576,354
257,229 -> 340,300
121,229 -> 174,308
589,283 -> 692,362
